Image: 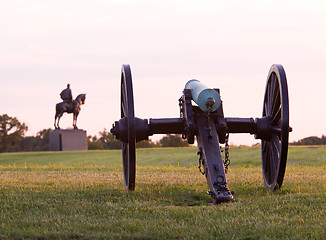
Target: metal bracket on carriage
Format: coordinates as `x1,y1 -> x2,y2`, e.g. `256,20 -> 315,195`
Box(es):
180,88 -> 196,144
212,175 -> 233,204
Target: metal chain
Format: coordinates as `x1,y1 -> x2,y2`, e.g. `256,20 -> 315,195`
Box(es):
224,132 -> 231,174
197,148 -> 205,175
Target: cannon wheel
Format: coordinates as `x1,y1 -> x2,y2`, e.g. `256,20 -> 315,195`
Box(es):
261,64 -> 289,190
121,64 -> 136,191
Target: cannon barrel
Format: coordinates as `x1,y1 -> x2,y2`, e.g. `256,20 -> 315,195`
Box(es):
185,79 -> 221,112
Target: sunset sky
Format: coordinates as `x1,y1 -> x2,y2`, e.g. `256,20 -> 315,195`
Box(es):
1,0 -> 326,145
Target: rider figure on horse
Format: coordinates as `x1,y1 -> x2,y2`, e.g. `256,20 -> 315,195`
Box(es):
60,84 -> 73,103
55,84 -> 86,129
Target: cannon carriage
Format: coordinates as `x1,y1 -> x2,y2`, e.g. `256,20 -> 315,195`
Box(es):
111,64 -> 291,204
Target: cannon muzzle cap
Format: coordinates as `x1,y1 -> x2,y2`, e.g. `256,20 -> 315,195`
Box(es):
206,97 -> 215,112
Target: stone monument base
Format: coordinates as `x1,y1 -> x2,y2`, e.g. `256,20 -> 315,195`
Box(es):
49,129 -> 88,151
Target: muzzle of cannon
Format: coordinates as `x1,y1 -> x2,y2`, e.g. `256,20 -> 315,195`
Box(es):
185,79 -> 221,112
110,64 -> 292,204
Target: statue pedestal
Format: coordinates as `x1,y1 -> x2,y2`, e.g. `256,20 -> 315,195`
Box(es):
49,129 -> 88,151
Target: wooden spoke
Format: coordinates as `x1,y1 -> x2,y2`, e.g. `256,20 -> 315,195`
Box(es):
272,107 -> 281,126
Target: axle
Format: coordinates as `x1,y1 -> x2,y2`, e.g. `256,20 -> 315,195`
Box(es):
110,116 -> 271,143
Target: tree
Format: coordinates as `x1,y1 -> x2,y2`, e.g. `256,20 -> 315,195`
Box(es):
98,128 -> 121,149
87,131 -> 158,150
87,135 -> 104,150
136,139 -> 157,148
159,134 -> 189,147
0,114 -> 28,152
291,135 -> 326,145
20,128 -> 51,151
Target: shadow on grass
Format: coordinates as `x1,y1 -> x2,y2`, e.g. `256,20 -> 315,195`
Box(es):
123,185 -> 212,207
50,185 -> 212,207
111,183 -> 291,206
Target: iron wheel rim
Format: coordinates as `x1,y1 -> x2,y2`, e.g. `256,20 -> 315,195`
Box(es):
261,64 -> 289,190
121,64 -> 136,191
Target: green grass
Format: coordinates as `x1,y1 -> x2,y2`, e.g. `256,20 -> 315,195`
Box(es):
0,146 -> 325,239
2,145 -> 326,168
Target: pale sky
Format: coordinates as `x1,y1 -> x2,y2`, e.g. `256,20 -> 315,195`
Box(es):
1,0 -> 326,145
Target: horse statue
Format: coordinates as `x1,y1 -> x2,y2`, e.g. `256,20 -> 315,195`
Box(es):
54,93 -> 86,129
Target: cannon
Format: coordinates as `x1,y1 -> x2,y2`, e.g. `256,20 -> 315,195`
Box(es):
110,64 -> 291,204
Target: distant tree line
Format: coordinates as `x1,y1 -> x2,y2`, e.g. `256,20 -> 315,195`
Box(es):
87,130 -> 189,150
4,114 -> 326,151
0,114 -> 189,152
290,135 -> 326,145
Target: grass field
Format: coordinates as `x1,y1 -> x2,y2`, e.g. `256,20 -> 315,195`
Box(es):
0,146 -> 325,239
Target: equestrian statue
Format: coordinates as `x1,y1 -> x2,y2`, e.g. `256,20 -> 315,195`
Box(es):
54,84 -> 86,129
